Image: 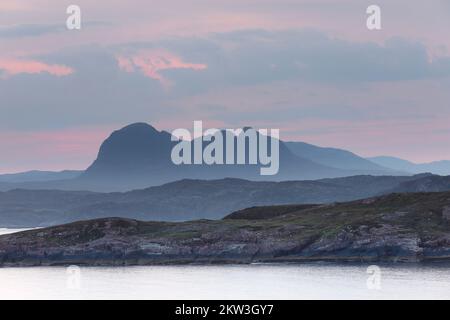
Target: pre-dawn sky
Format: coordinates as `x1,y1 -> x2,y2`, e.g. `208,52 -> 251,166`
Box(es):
1,0 -> 450,173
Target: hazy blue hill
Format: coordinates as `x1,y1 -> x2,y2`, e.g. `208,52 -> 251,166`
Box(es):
386,174 -> 450,193
84,123 -> 174,175
79,122 -> 178,188
1,123 -> 446,193
368,156 -> 418,172
77,123 -> 352,190
369,156 -> 450,175
0,170 -> 82,183
317,174 -> 431,196
0,174 -> 442,228
286,141 -> 399,174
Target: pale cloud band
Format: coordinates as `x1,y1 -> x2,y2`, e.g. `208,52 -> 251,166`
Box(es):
116,49 -> 207,88
0,58 -> 73,77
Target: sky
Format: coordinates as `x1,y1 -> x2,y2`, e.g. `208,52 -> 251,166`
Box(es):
1,0 -> 450,173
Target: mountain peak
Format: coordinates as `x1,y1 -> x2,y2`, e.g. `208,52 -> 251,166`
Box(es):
115,122 -> 159,134
83,122 -> 173,180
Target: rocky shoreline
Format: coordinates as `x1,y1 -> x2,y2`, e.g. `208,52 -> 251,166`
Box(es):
1,192 -> 450,267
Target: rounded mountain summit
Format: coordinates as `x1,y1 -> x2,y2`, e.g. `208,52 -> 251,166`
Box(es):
77,122 -> 355,190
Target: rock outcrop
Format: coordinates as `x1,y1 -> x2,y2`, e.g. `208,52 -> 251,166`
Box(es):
1,192 -> 450,266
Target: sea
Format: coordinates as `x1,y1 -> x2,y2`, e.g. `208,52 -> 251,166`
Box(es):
0,228 -> 449,300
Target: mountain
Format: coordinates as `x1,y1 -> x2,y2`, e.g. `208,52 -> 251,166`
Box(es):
0,174 -> 437,228
0,170 -> 81,183
368,156 -> 450,176
2,191 -> 450,266
76,122 -> 353,190
0,123 -> 440,193
0,123 -> 346,192
285,141 -> 399,174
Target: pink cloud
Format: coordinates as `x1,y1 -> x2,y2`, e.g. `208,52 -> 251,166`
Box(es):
0,2 -> 27,11
116,49 -> 207,87
0,58 -> 73,77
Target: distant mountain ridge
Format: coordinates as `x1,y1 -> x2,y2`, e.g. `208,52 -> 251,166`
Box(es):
285,141 -> 401,173
0,123 -> 408,192
0,173 -> 447,228
78,122 -> 353,190
368,156 -> 450,176
0,170 -> 81,183
386,174 -> 450,193
0,123 -> 448,192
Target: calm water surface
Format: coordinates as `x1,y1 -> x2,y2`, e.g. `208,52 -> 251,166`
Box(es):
1,229 -> 450,300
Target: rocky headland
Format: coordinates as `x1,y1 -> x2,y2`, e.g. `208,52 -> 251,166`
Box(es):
1,192 -> 450,266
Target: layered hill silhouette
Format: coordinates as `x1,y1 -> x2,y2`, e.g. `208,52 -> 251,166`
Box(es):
0,122 -> 448,227
0,173 -> 448,227
0,123 -> 401,192
285,141 -> 399,173
79,122 -> 353,190
368,156 -> 450,176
